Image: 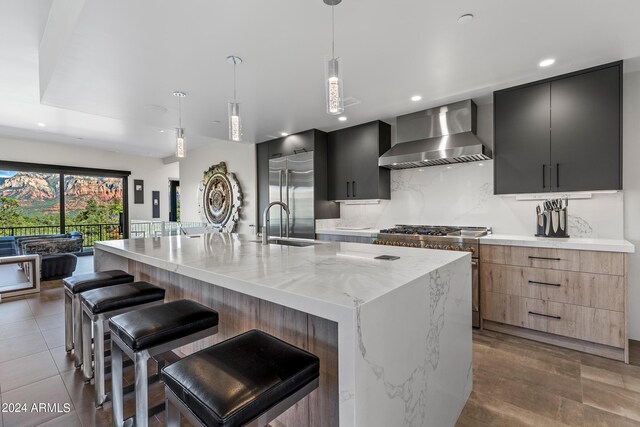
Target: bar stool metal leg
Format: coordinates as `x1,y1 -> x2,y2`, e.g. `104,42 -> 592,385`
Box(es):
64,290 -> 73,352
135,351 -> 150,427
164,390 -> 181,427
111,340 -> 124,427
81,308 -> 93,382
73,296 -> 83,367
93,316 -> 107,407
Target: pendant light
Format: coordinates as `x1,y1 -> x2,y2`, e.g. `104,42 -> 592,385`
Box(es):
173,91 -> 187,158
227,56 -> 243,142
324,0 -> 343,115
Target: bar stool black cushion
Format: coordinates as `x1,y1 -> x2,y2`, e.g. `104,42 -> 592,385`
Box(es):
81,281 -> 165,314
63,270 -> 134,294
108,300 -> 219,351
161,329 -> 320,427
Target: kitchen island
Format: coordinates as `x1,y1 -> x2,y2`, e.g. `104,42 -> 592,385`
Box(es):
94,234 -> 472,427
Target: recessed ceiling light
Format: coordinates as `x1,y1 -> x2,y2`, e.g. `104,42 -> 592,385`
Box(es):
37,122 -> 46,127
446,166 -> 452,169
280,132 -> 289,137
457,14 -> 474,24
159,129 -> 165,133
478,163 -> 484,166
411,95 -> 422,102
539,58 -> 555,67
338,116 -> 347,122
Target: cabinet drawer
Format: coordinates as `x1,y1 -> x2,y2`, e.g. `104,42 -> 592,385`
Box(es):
481,263 -> 624,311
546,302 -> 624,348
480,245 -> 624,276
483,292 -> 547,332
482,292 -> 625,348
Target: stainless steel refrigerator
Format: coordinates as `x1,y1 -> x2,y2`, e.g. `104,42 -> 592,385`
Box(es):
268,151 -> 314,239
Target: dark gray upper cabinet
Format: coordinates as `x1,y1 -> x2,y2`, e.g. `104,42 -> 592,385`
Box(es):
494,61 -> 622,194
267,132 -> 314,158
327,121 -> 391,200
551,66 -> 621,192
494,83 -> 551,194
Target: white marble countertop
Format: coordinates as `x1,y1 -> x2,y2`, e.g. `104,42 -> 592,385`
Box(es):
481,234 -> 635,253
95,234 -> 467,317
315,228 -> 380,237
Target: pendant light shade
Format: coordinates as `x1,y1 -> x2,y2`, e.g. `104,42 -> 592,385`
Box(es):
326,57 -> 343,114
173,91 -> 187,158
324,0 -> 344,115
227,56 -> 243,142
228,101 -> 241,142
175,128 -> 185,158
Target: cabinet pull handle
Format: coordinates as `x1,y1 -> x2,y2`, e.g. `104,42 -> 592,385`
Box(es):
346,181 -> 350,198
528,280 -> 561,287
528,256 -> 561,261
293,148 -> 308,154
528,311 -> 561,320
352,181 -> 356,197
542,164 -> 546,189
270,153 -> 283,158
556,163 -> 560,188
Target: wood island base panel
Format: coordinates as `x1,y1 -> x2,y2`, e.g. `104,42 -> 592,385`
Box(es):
94,234 -> 473,427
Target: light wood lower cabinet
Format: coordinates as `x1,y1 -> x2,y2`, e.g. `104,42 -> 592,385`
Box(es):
481,244 -> 628,362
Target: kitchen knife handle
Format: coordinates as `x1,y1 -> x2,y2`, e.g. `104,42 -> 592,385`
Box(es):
352,181 -> 356,197
528,280 -> 561,287
528,256 -> 561,261
346,181 -> 350,198
528,311 -> 561,320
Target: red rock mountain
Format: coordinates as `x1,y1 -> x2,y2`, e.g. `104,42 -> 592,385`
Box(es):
0,172 -> 123,215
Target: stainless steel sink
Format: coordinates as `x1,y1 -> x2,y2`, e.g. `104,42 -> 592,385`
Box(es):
248,238 -> 321,247
268,239 -> 320,247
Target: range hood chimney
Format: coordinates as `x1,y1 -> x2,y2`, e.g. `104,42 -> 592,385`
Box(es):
379,99 -> 492,170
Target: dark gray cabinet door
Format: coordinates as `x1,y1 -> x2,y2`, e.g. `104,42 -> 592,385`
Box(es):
550,65 -> 621,191
349,122 -> 381,199
268,130 -> 315,158
494,83 -> 551,194
327,129 -> 352,200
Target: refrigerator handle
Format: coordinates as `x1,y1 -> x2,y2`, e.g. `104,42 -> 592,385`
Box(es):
278,170 -> 283,237
285,169 -> 290,234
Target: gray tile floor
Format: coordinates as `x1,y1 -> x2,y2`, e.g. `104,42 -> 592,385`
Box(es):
0,256 -> 192,427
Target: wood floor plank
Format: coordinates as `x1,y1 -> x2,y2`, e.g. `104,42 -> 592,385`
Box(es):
582,377 -> 640,422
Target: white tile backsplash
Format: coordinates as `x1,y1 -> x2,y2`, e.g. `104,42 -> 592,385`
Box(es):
318,160 -> 624,239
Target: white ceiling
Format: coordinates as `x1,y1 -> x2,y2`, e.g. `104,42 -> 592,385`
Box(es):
1,0 -> 640,157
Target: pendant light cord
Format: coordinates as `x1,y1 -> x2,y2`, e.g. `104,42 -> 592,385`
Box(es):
331,4 -> 335,59
178,95 -> 182,128
233,62 -> 237,101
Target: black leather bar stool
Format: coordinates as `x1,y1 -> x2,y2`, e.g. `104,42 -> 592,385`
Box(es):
161,329 -> 320,427
109,299 -> 219,427
80,281 -> 165,407
63,270 -> 134,367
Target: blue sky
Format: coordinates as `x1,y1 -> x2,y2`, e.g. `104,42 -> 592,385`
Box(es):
0,171 -> 17,178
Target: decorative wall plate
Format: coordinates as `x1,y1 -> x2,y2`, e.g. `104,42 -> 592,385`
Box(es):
197,162 -> 242,232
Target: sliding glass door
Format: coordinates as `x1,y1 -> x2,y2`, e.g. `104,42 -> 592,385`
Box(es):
64,174 -> 125,248
0,170 -> 62,236
0,162 -> 129,251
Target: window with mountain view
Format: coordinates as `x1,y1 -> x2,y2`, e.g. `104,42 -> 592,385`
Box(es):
0,169 -> 125,248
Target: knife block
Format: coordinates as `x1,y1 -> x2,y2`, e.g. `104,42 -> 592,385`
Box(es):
536,207 -> 569,238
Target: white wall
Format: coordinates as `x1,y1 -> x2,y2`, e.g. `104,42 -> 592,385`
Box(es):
178,138 -> 257,234
0,137 -> 179,221
624,70 -> 640,340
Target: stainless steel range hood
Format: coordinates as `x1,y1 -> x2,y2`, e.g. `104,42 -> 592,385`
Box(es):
379,99 -> 492,170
